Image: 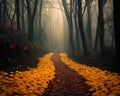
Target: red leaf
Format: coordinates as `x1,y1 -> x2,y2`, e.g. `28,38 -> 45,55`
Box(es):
24,46 -> 28,50
7,21 -> 16,30
9,44 -> 16,49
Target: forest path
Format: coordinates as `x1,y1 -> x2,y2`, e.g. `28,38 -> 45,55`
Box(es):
43,54 -> 91,96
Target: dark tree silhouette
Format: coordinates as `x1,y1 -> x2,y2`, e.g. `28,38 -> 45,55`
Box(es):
15,0 -> 21,30
86,0 -> 92,48
0,0 -> 3,21
78,0 -> 89,56
3,0 -> 7,23
94,21 -> 99,50
94,0 -> 106,54
113,0 -> 120,61
98,0 -> 105,54
39,0 -> 43,45
74,0 -> 81,51
21,0 -> 26,32
26,0 -> 38,43
62,0 -> 74,51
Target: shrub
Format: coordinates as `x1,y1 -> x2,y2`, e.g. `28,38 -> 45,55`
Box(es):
0,21 -> 33,72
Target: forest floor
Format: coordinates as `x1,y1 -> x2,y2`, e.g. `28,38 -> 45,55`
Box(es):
71,47 -> 120,74
43,54 -> 92,96
0,53 -> 120,95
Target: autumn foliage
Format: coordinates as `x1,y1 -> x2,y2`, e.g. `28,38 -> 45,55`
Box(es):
0,53 -> 55,95
0,21 -> 32,51
60,53 -> 120,96
0,21 -> 33,71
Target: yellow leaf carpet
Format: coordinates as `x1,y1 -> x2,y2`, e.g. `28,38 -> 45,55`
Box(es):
43,54 -> 91,96
0,53 -> 120,96
60,53 -> 120,96
0,53 -> 55,96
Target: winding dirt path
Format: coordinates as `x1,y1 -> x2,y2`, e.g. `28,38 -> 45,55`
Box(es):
43,54 -> 92,96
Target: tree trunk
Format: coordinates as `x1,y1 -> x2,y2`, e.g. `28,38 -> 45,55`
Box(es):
94,22 -> 99,50
0,0 -> 3,20
15,0 -> 21,30
21,0 -> 26,32
98,0 -> 105,54
69,0 -> 74,51
62,0 -> 74,51
39,0 -> 43,45
113,0 -> 120,60
78,0 -> 88,56
26,0 -> 38,43
28,19 -> 34,43
86,0 -> 92,48
3,0 -> 7,24
74,0 -> 81,51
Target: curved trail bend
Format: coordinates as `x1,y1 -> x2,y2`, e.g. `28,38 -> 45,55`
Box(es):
43,54 -> 91,96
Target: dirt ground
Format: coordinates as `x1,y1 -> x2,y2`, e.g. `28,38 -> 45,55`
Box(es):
43,54 -> 92,96
71,48 -> 120,74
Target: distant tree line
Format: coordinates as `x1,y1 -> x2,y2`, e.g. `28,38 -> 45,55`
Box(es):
0,0 -> 42,44
0,0 -> 119,59
62,0 -> 120,55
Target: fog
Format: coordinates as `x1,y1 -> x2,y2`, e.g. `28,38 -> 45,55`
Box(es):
1,0 -> 113,54
41,1 -> 67,52
37,0 -> 113,53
